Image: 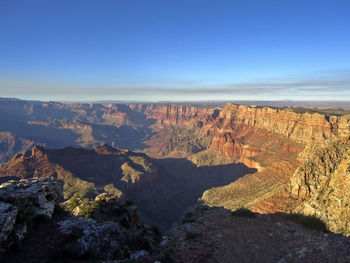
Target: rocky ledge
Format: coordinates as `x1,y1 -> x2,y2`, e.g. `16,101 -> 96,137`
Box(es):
0,178 -> 63,254
1,178 -> 350,263
57,193 -> 161,261
0,179 -> 161,262
160,203 -> 350,263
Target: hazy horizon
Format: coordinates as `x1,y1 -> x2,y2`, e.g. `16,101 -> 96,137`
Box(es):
2,96 -> 350,111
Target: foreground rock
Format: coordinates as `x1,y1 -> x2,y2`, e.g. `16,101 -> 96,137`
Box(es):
58,217 -> 120,259
0,178 -> 63,254
1,178 -> 350,263
1,182 -> 161,262
58,193 -> 161,260
160,204 -> 350,263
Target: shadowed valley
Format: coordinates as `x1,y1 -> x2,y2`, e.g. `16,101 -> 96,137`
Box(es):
0,144 -> 255,231
0,98 -> 349,236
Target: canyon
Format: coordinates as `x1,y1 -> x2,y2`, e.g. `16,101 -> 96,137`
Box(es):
0,144 -> 253,230
0,98 -> 349,238
2,178 -> 350,263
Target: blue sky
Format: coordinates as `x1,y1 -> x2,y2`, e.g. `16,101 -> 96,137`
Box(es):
0,0 -> 349,101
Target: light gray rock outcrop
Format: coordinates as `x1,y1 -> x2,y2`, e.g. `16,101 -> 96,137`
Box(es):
0,178 -> 63,254
58,216 -> 120,259
0,178 -> 63,218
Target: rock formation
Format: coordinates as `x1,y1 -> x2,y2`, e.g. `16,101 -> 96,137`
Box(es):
200,104 -> 350,236
0,178 -> 63,254
0,132 -> 38,163
288,140 -> 350,236
0,144 -> 157,197
0,178 -> 161,262
0,177 -> 349,263
132,104 -> 219,125
159,203 -> 350,263
0,144 -> 254,231
58,194 -> 161,261
1,98 -> 350,237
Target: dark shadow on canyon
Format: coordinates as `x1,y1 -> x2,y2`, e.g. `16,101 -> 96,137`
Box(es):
42,149 -> 255,232
126,158 -> 257,232
0,100 -> 158,162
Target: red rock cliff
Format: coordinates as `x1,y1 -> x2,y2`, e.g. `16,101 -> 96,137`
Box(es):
209,104 -> 350,161
130,104 -> 219,126
201,104 -> 350,218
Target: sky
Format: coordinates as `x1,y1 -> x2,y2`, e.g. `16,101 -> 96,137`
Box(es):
0,0 -> 349,101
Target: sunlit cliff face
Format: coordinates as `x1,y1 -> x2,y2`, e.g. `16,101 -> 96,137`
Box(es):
0,99 -> 349,235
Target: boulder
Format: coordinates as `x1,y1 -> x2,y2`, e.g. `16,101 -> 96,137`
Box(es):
58,216 -> 120,259
0,178 -> 63,254
0,178 -> 63,218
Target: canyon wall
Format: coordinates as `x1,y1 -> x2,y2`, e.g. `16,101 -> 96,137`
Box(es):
1,99 -> 350,236
130,104 -> 219,126
198,104 -> 350,236
288,140 -> 350,236
132,103 -> 349,164
0,144 -> 158,197
209,104 -> 350,158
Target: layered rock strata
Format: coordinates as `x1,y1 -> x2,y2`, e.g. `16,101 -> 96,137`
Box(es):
130,104 -> 219,126
200,105 -> 350,236
288,140 -> 350,236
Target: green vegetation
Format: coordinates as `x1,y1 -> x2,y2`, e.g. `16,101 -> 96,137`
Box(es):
67,193 -> 81,211
231,208 -> 256,218
67,193 -> 101,219
79,199 -> 101,219
284,213 -> 328,232
60,168 -> 97,199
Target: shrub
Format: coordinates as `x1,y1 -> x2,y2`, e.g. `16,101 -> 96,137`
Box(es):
68,193 -> 81,211
68,194 -> 102,219
284,213 -> 328,232
231,208 -> 256,218
79,199 -> 101,219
